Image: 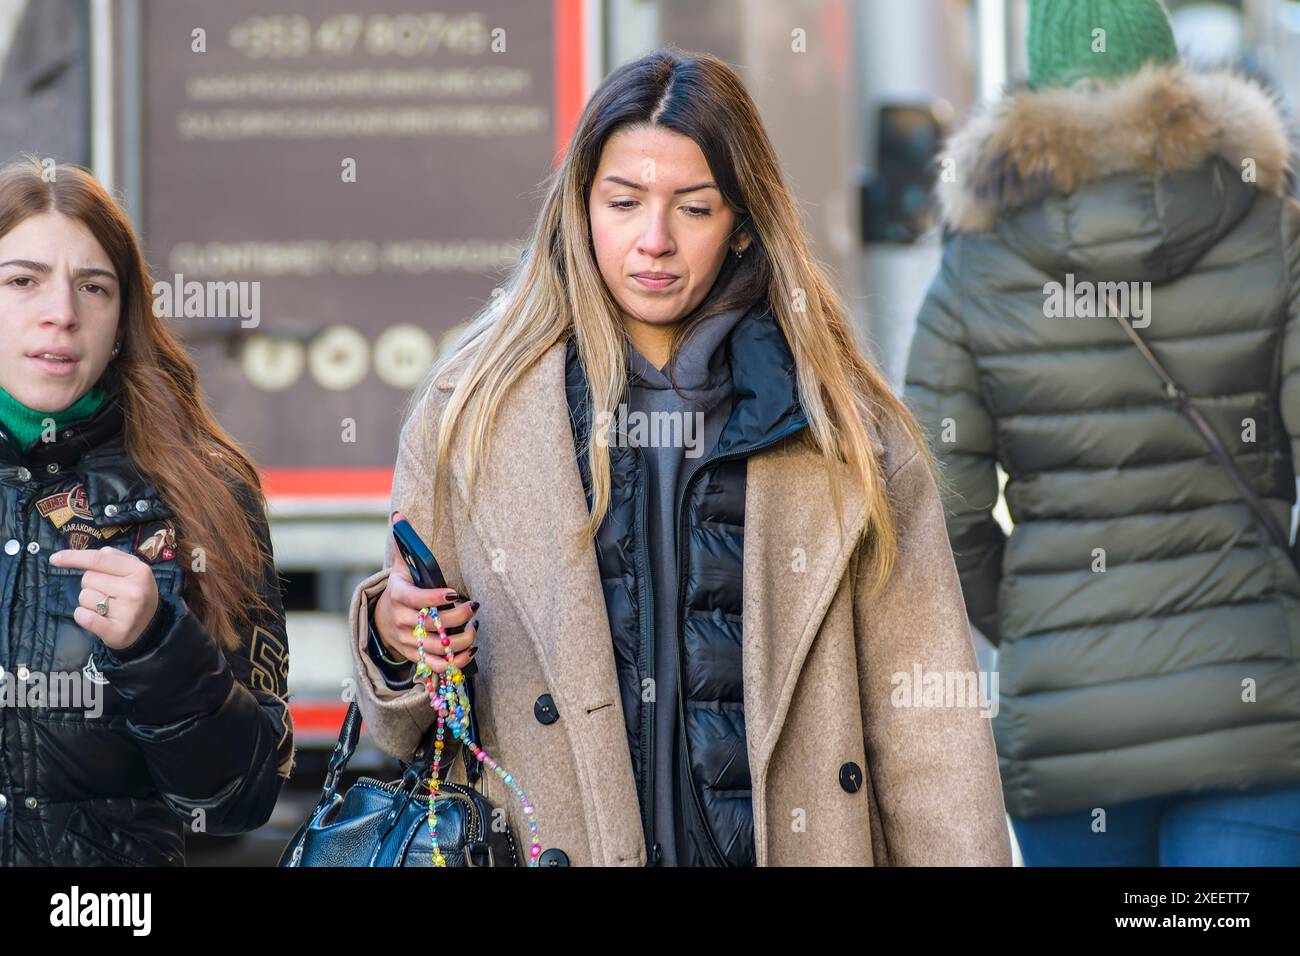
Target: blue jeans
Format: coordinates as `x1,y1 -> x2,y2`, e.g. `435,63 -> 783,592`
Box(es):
1011,782 -> 1300,866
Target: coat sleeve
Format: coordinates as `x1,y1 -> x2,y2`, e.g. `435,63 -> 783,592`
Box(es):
347,383 -> 466,767
904,236 -> 1005,645
853,442 -> 1012,866
92,482 -> 293,836
1278,198 -> 1300,478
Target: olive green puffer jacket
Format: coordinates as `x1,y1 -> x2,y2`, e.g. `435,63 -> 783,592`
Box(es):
905,65 -> 1300,818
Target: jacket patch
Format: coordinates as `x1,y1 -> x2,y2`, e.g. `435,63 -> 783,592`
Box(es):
36,484 -> 123,550
247,625 -> 289,699
133,522 -> 177,563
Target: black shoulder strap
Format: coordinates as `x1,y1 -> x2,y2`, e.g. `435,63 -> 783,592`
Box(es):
1106,295 -> 1292,552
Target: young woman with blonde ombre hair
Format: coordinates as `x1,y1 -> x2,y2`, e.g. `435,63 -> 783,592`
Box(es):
350,48 -> 1009,867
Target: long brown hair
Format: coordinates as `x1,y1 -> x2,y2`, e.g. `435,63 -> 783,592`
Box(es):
0,157 -> 270,652
418,48 -> 928,594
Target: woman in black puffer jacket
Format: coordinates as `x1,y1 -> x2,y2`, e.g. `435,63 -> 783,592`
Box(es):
0,158 -> 293,866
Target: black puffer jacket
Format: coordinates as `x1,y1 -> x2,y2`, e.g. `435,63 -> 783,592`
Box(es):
564,302 -> 808,866
0,373 -> 294,866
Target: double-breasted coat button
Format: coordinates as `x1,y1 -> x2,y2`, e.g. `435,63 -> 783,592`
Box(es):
103,503 -> 118,517
25,541 -> 39,554
135,499 -> 149,512
24,797 -> 36,809
15,466 -> 30,482
839,762 -> 863,793
16,666 -> 29,681
4,539 -> 19,555
46,463 -> 59,474
0,793 -> 7,811
538,848 -> 569,867
534,694 -> 558,725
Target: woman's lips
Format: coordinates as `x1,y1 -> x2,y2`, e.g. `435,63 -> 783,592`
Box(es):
28,354 -> 79,377
632,273 -> 679,290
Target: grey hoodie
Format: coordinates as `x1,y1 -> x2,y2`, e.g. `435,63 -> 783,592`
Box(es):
623,293 -> 751,865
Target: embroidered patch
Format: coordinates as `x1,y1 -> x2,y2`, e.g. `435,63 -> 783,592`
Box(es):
247,624 -> 289,698
133,522 -> 177,563
36,484 -> 123,549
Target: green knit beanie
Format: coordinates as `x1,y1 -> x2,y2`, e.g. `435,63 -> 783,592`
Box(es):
1027,0 -> 1179,90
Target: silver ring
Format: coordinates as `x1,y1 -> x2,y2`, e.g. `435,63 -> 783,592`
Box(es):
95,596 -> 109,616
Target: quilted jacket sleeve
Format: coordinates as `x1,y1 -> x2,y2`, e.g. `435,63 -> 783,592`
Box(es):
904,235 -> 1006,645
1278,198 -> 1300,478
92,481 -> 293,836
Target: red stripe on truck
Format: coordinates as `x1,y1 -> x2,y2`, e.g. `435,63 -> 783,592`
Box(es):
261,468 -> 393,497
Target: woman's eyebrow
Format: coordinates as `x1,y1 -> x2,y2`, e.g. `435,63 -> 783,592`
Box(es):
72,267 -> 117,281
0,259 -> 115,281
0,257 -> 50,272
601,175 -> 719,195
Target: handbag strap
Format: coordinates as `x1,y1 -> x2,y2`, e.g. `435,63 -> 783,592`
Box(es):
321,699 -> 364,799
1106,295 -> 1292,552
319,660 -> 485,808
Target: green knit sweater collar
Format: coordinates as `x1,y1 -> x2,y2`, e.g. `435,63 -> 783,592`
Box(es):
0,384 -> 108,451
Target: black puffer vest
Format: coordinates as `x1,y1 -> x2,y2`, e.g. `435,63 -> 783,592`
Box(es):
564,302 -> 808,866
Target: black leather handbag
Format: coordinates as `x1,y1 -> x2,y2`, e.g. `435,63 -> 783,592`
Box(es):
278,700 -> 520,867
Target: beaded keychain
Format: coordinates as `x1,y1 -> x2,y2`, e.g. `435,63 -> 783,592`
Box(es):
414,604 -> 541,866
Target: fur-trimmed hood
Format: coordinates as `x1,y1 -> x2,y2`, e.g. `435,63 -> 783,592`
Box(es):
936,64 -> 1295,234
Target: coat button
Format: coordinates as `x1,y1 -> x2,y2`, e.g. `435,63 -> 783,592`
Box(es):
135,499 -> 149,512
16,666 -> 29,681
839,762 -> 863,793
24,797 -> 36,809
46,463 -> 59,474
104,503 -> 118,517
0,794 -> 7,811
15,466 -> 30,482
25,541 -> 38,554
4,539 -> 18,556
538,848 -> 569,867
534,694 -> 559,725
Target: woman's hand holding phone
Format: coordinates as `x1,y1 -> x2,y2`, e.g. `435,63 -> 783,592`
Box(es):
374,519 -> 478,673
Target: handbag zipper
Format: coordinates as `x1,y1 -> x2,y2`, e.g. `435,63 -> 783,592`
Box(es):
356,775 -> 482,843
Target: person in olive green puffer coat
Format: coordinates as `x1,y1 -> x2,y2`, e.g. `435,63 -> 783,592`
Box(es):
904,51 -> 1300,850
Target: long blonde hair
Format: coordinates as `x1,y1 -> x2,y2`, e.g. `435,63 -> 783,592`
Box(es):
416,48 -> 926,594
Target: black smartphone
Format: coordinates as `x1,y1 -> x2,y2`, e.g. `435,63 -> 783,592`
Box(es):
392,517 -> 446,590
390,517 -> 466,638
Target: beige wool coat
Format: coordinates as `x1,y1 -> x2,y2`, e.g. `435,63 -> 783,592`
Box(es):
348,336 -> 1011,866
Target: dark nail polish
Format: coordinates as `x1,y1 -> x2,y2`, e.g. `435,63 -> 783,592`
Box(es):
469,646 -> 479,657
470,601 -> 480,612
445,591 -> 459,601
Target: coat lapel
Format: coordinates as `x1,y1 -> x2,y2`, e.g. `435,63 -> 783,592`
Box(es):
741,441 -> 869,864
443,340 -> 643,863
